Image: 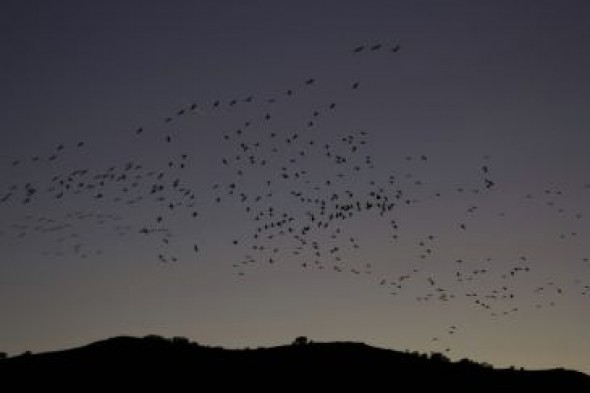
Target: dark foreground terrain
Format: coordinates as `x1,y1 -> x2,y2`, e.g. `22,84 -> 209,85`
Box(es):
1,335 -> 589,390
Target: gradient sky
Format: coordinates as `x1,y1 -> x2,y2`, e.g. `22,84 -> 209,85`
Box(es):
1,0 -> 590,373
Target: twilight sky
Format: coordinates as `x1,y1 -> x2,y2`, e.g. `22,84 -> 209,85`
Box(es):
1,0 -> 590,373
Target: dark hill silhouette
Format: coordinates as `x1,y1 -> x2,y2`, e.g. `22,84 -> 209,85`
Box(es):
1,335 -> 589,390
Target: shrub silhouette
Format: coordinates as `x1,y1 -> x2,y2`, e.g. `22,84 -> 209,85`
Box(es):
144,334 -> 166,342
292,336 -> 309,345
171,336 -> 189,345
430,352 -> 451,363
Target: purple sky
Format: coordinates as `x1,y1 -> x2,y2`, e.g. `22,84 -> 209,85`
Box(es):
1,0 -> 590,373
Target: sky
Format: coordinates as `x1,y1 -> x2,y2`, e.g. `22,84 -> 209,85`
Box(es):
1,0 -> 590,373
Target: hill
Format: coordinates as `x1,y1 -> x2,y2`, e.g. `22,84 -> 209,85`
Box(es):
1,335 -> 589,390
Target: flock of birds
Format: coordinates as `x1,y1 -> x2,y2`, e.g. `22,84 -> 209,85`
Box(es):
2,41 -> 589,353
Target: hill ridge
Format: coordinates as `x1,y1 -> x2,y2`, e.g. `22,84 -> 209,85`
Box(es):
1,335 -> 589,390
